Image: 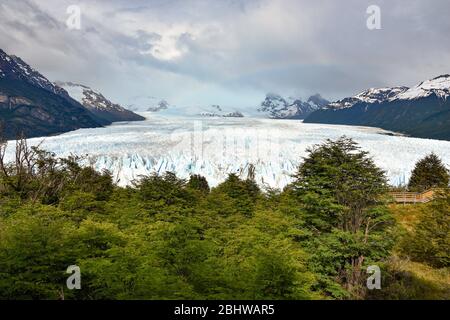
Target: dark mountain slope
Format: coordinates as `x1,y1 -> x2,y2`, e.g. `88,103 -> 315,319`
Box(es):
0,49 -> 103,139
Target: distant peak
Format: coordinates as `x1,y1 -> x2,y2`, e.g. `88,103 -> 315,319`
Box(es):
308,93 -> 323,99
265,92 -> 284,100
307,93 -> 330,108
259,92 -> 326,119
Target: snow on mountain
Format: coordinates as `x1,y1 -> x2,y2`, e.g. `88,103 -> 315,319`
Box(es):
394,74 -> 450,101
131,99 -> 245,118
259,94 -> 294,118
326,74 -> 450,110
5,115 -> 450,189
126,95 -> 245,118
147,99 -> 170,112
126,95 -> 172,112
258,93 -> 328,119
307,93 -> 330,109
0,49 -> 67,96
55,81 -> 145,122
56,82 -> 123,112
199,105 -> 244,118
307,74 -> 450,140
327,87 -> 409,109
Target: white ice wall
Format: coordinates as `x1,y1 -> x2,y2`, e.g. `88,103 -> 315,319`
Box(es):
5,115 -> 450,189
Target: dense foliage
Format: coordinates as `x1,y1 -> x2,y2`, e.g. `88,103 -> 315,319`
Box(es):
0,136 -> 447,300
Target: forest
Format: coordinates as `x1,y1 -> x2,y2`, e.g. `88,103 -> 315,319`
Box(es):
0,135 -> 448,300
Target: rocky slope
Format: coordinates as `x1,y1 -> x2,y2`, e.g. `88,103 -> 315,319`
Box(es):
56,82 -> 144,123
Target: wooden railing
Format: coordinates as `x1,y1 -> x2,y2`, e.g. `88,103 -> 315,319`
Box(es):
389,189 -> 440,204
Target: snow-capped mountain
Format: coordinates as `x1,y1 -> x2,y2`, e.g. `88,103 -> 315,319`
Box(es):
328,87 -> 409,109
126,95 -> 172,112
56,82 -> 144,123
394,74 -> 450,101
0,48 -> 102,139
258,94 -> 295,118
258,93 -> 329,119
326,75 -> 450,110
305,74 -> 450,140
307,93 -> 330,109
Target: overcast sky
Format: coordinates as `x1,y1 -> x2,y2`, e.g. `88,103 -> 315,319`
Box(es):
1,0 -> 449,109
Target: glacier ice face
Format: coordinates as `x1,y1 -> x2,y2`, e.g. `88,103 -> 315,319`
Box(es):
4,113 -> 450,189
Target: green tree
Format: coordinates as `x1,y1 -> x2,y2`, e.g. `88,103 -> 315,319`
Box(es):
210,173 -> 260,216
408,153 -> 449,192
291,137 -> 394,298
133,172 -> 197,216
187,174 -> 210,194
203,210 -> 318,299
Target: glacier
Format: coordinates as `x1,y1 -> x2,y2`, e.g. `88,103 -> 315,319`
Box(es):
5,113 -> 450,189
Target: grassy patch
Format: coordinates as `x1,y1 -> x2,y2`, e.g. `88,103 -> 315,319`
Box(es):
381,203 -> 450,299
389,203 -> 425,232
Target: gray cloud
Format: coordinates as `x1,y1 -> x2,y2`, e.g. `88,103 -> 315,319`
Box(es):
0,0 -> 449,109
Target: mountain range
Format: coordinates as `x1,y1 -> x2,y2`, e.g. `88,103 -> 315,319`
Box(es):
2,47 -> 450,141
258,93 -> 329,119
304,75 -> 450,140
0,49 -> 143,140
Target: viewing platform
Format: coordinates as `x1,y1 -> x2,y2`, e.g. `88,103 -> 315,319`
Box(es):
389,189 -> 441,204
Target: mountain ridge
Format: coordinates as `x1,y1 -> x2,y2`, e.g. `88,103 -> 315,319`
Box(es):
304,75 -> 450,140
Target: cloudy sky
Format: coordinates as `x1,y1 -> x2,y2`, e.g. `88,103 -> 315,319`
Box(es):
0,0 -> 449,109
